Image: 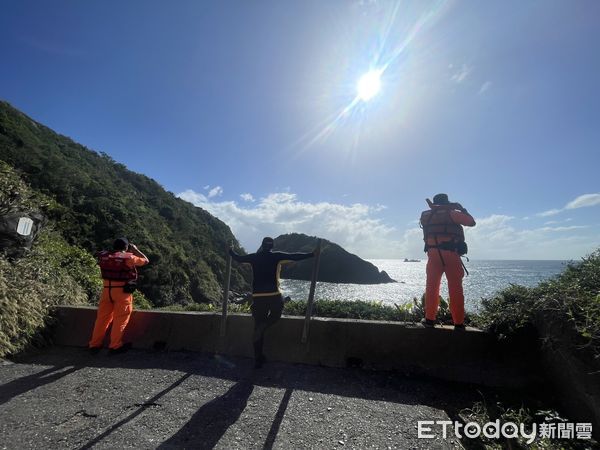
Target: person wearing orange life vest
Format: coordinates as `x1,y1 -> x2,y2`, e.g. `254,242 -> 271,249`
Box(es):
88,237 -> 149,354
420,194 -> 475,329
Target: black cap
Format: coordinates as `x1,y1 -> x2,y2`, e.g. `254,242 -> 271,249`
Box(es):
114,237 -> 129,250
433,193 -> 450,205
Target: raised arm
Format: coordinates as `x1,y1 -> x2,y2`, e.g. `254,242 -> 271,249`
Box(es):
275,251 -> 316,262
229,248 -> 253,263
450,206 -> 476,227
129,243 -> 150,265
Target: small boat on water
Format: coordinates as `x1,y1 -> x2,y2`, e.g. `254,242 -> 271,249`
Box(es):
403,258 -> 421,262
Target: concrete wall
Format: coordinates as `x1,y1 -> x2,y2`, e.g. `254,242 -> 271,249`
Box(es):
52,306 -> 536,388
535,313 -> 600,438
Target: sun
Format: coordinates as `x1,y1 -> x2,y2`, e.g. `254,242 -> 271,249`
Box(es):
357,70 -> 382,101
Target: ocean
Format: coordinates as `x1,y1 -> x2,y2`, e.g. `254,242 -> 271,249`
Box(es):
279,259 -> 569,312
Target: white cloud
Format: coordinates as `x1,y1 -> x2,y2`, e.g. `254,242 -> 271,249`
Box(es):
451,64 -> 471,83
207,186 -> 223,198
466,214 -> 596,259
478,81 -> 492,95
537,225 -> 588,232
400,227 -> 425,259
240,193 -> 255,202
544,218 -> 573,225
538,208 -> 562,217
203,185 -> 210,190
177,190 -> 597,260
538,193 -> 600,217
178,190 -> 408,258
180,189 -> 207,204
566,193 -> 600,210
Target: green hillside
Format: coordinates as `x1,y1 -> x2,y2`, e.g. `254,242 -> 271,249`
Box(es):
0,101 -> 250,306
274,233 -> 395,284
0,161 -> 95,356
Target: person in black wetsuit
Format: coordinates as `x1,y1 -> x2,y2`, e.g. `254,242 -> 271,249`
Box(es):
229,236 -> 318,368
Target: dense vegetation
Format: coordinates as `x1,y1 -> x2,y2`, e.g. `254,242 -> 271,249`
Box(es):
274,233 -> 395,284
459,397 -> 596,449
0,101 -> 250,306
166,294 -> 458,325
285,295 -> 455,322
0,162 -> 96,357
473,249 -> 600,361
0,160 -> 161,357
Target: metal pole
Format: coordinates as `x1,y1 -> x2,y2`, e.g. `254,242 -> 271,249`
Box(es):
302,239 -> 322,344
220,244 -> 232,338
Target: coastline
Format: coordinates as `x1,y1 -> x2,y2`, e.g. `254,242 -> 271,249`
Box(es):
279,259 -> 568,310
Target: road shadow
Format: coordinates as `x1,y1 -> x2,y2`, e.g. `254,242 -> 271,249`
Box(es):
0,364 -> 80,406
5,347 -> 560,448
263,387 -> 293,450
6,346 -> 487,409
79,373 -> 192,450
158,380 -> 254,449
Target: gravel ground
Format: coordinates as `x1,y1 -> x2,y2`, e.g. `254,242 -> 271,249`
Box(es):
0,346 -> 480,449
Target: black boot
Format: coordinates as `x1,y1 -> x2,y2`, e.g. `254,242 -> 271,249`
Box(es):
108,342 -> 132,355
421,318 -> 436,328
254,354 -> 266,369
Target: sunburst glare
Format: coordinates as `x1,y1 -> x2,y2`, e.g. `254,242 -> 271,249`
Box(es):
290,0 -> 450,156
357,70 -> 382,101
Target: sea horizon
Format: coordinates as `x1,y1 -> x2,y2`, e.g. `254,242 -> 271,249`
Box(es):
280,258 -> 569,312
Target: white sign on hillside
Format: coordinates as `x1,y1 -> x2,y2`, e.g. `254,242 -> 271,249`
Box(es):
16,217 -> 34,236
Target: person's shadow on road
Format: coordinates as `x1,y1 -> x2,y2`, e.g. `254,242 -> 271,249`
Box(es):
0,365 -> 80,406
158,379 -> 254,449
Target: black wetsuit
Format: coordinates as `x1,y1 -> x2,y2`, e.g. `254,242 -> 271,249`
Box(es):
229,248 -> 314,362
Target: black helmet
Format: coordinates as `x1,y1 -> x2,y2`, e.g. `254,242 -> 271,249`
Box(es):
433,193 -> 450,205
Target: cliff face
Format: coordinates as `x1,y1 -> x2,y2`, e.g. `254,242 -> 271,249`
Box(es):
273,233 -> 395,284
0,100 -> 251,305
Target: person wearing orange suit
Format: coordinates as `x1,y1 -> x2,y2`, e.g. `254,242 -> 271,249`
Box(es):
420,194 -> 475,329
88,237 -> 149,354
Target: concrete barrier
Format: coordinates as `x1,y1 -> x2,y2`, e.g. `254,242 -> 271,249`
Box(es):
51,305 -> 537,388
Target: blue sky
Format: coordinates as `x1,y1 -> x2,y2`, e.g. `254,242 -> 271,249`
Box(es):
1,0 -> 599,259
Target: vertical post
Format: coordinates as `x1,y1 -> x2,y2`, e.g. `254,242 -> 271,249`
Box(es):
302,239 -> 322,344
220,243 -> 232,338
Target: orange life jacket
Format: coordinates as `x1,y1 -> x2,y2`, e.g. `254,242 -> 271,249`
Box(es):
420,208 -> 465,251
98,251 -> 138,282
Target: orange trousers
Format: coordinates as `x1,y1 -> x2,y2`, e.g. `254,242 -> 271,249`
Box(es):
425,249 -> 465,325
89,287 -> 133,349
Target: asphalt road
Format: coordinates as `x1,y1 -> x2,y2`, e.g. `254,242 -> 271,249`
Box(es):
0,346 -> 478,449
